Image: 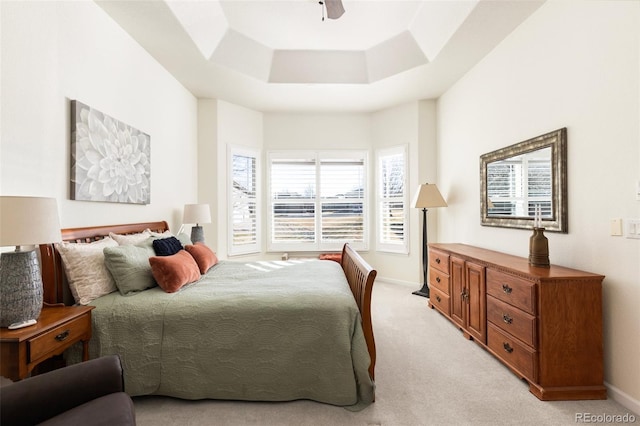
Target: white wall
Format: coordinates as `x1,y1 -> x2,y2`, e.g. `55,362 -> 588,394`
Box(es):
368,100 -> 440,284
218,100 -> 264,258
437,0 -> 640,409
0,1 -> 198,231
196,99 -> 266,259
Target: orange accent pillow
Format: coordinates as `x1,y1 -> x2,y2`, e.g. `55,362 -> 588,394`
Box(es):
185,243 -> 219,274
149,250 -> 201,293
319,253 -> 342,263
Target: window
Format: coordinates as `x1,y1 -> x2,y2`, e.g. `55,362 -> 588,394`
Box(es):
376,146 -> 408,253
228,146 -> 260,255
267,151 -> 367,252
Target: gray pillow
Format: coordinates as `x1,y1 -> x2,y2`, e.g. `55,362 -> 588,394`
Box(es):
103,241 -> 157,296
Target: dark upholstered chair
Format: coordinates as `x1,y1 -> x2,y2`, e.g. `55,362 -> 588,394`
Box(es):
1,355 -> 135,426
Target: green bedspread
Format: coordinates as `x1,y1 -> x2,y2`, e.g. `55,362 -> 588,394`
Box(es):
87,259 -> 374,409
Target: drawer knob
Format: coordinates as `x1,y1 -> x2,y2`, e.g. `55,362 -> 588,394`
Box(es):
55,330 -> 70,342
503,342 -> 514,353
435,258 -> 441,264
436,277 -> 441,283
502,284 -> 513,294
436,295 -> 441,303
502,314 -> 513,324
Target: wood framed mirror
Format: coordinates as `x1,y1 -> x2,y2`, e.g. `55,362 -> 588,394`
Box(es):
480,128 -> 567,233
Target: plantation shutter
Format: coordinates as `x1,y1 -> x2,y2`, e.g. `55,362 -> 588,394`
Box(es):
377,146 -> 407,253
268,151 -> 367,252
229,147 -> 260,255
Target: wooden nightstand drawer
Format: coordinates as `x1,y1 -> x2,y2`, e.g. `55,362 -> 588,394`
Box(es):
29,313 -> 91,363
429,268 -> 450,295
1,306 -> 93,381
487,295 -> 536,347
486,269 -> 536,315
429,248 -> 450,274
429,287 -> 450,316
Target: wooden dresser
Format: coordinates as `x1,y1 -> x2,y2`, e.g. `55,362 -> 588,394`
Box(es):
427,243 -> 605,401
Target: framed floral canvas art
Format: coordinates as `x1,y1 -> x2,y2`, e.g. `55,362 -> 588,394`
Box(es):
70,100 -> 151,204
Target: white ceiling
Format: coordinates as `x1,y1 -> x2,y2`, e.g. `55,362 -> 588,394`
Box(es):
96,0 -> 544,112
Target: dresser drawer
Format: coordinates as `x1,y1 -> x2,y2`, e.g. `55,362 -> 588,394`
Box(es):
429,248 -> 450,274
429,287 -> 450,316
488,324 -> 536,381
29,314 -> 91,363
487,295 -> 536,347
486,269 -> 536,315
429,268 -> 450,295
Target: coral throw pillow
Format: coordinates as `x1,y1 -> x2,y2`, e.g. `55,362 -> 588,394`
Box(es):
185,243 -> 219,274
149,250 -> 200,293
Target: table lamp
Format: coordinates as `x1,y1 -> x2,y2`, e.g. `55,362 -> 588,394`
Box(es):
183,203 -> 211,243
0,196 -> 61,329
412,184 -> 447,298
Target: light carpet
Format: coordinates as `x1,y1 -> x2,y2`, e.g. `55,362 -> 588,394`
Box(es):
132,280 -> 636,426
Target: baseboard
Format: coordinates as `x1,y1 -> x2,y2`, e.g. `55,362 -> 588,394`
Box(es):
606,381 -> 640,415
375,276 -> 417,288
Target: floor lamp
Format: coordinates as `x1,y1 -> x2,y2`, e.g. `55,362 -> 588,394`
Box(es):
412,184 -> 447,298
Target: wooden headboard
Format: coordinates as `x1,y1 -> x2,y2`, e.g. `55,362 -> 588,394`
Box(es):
38,221 -> 169,305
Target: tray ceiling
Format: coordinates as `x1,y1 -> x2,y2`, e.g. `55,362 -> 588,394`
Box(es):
97,0 -> 544,112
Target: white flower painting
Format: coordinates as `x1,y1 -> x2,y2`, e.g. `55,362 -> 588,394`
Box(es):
71,101 -> 151,204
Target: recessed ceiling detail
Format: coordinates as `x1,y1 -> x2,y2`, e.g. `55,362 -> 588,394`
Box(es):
165,0 -> 475,85
96,0 -> 545,111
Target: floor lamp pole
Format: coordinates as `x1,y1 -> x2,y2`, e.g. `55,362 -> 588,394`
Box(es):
412,207 -> 430,298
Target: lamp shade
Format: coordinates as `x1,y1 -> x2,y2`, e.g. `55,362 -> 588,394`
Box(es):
412,184 -> 448,209
0,196 -> 61,247
325,0 -> 345,19
183,204 -> 211,225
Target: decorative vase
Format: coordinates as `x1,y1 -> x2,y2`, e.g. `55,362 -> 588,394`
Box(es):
529,227 -> 550,268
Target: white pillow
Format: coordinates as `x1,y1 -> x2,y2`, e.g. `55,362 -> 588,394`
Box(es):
56,237 -> 118,305
109,230 -> 151,245
146,229 -> 172,239
146,229 -> 192,246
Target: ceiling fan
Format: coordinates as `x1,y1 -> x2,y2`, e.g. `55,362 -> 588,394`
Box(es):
319,0 -> 345,20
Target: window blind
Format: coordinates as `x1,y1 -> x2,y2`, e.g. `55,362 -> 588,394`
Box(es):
229,148 -> 260,255
268,152 -> 367,251
377,146 -> 407,253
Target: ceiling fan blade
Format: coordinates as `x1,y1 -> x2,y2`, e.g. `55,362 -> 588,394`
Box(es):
325,0 -> 345,19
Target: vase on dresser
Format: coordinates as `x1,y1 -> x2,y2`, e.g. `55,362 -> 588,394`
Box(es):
529,227 -> 549,268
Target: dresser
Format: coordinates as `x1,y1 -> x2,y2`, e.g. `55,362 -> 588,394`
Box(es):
427,243 -> 605,401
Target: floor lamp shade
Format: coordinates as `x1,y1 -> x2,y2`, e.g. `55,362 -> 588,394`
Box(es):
411,184 -> 447,298
0,196 -> 61,328
183,203 -> 211,243
412,184 -> 448,209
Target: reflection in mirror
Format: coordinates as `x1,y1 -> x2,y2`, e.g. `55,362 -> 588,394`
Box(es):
480,128 -> 567,233
486,147 -> 552,218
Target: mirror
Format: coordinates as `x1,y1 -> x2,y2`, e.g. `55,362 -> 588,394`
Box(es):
480,128 -> 567,233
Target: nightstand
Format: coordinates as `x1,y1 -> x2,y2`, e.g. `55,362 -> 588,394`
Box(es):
0,305 -> 94,381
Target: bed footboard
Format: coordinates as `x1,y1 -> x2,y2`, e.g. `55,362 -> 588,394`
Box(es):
341,243 -> 377,380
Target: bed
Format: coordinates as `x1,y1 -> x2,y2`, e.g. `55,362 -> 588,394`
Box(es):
38,221 -> 376,409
